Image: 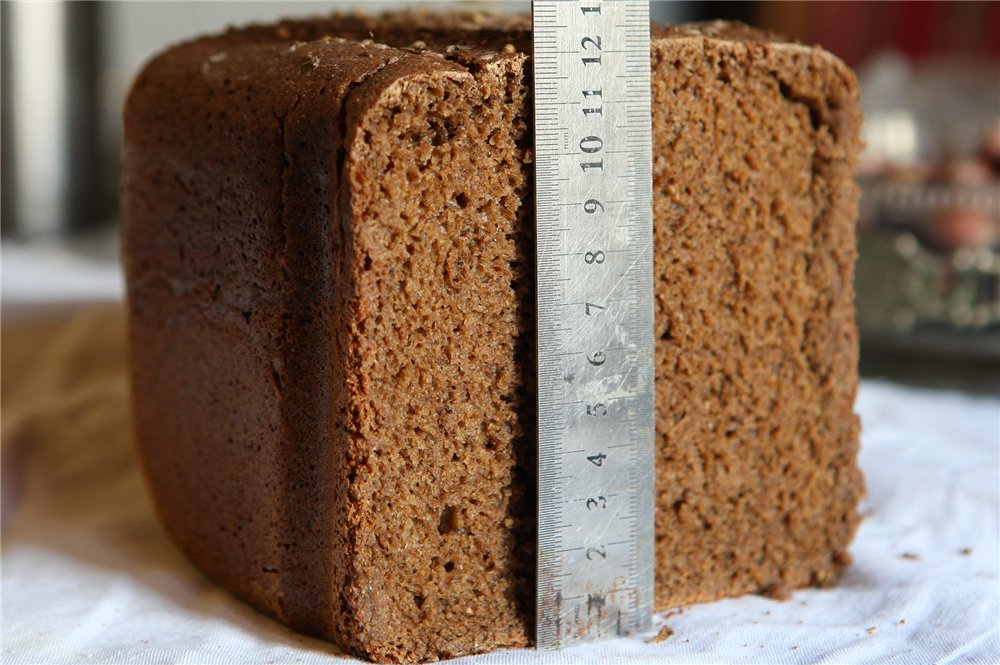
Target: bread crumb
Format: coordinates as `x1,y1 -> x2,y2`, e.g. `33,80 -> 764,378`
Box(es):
900,552 -> 920,560
866,626 -> 877,635
648,625 -> 674,643
502,43 -> 517,54
898,619 -> 906,625
960,547 -> 973,556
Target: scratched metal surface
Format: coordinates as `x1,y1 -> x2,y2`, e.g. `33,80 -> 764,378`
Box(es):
532,0 -> 655,650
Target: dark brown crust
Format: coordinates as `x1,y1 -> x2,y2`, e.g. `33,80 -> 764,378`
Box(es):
123,12 -> 864,663
123,29 -> 410,634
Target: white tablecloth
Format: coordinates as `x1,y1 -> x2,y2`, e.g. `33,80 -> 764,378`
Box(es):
2,245 -> 998,664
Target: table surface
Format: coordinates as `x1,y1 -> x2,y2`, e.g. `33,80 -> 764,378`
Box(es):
2,242 -> 998,665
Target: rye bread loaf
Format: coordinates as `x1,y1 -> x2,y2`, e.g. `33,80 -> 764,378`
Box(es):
123,11 -> 864,663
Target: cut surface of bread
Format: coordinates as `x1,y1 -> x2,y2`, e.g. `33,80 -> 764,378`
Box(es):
123,12 -> 863,663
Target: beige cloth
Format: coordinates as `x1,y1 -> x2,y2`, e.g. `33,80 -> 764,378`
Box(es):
2,306 -> 137,532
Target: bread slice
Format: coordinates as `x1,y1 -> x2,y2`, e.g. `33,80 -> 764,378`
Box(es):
123,12 -> 863,663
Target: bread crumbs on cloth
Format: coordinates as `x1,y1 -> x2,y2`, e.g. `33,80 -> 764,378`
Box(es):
648,625 -> 675,643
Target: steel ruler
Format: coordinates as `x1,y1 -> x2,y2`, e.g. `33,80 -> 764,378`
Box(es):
533,0 -> 655,649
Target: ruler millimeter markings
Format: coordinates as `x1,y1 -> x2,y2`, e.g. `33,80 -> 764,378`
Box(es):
533,0 -> 655,650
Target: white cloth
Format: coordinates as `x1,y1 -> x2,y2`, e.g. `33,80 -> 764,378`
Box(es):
1,241 -> 124,306
2,244 -> 998,664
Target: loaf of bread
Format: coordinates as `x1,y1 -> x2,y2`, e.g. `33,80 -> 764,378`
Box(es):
123,12 -> 864,663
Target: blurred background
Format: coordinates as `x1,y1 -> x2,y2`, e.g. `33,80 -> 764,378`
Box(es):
2,0 -> 999,389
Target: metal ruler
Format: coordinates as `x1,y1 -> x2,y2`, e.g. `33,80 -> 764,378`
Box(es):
533,0 -> 655,649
